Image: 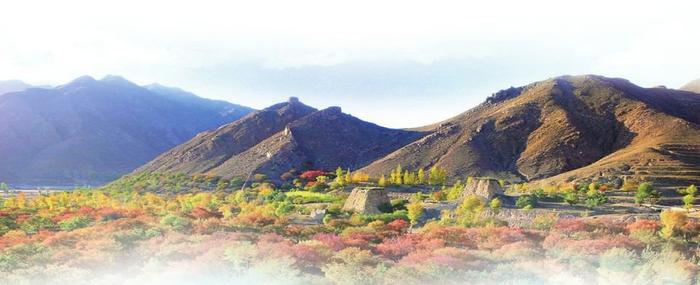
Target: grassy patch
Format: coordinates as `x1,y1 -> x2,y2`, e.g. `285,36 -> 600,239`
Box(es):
286,191 -> 340,204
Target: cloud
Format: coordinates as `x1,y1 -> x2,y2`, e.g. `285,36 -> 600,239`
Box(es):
0,0 -> 699,127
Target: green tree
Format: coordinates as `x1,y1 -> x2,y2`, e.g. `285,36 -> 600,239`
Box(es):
489,198 -> 502,212
681,185 -> 696,210
635,183 -> 660,205
585,190 -> 608,208
446,180 -> 464,200
516,195 -> 537,209
564,189 -> 579,206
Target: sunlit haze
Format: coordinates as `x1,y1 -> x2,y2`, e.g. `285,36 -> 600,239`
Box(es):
1,0 -> 699,127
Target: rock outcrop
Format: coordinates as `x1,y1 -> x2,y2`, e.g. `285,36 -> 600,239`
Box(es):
463,178 -> 504,200
342,187 -> 390,214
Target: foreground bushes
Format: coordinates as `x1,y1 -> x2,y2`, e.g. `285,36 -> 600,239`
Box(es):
0,189 -> 699,284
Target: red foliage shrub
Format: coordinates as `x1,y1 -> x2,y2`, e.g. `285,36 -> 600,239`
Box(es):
472,226 -> 528,250
300,170 -> 325,181
191,206 -> 222,219
421,225 -> 476,249
291,242 -> 332,269
342,231 -> 376,249
15,213 -> 31,223
385,219 -> 409,233
95,207 -> 125,222
313,233 -> 345,251
543,234 -> 641,256
585,217 -> 626,234
554,219 -> 589,235
375,235 -> 420,260
625,219 -> 659,234
681,220 -> 700,237
400,247 -> 485,270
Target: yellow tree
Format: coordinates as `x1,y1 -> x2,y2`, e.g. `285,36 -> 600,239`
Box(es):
344,168 -> 352,185
378,175 -> 387,187
417,168 -> 426,184
406,202 -> 424,228
335,167 -> 345,186
660,210 -> 688,239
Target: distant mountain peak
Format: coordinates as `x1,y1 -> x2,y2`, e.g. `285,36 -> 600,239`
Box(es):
0,76 -> 254,185
681,78 -> 700,94
0,79 -> 33,95
67,75 -> 97,85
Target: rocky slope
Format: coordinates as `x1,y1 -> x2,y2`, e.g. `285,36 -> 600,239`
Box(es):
138,97 -> 426,181
0,75 -> 253,186
361,75 -> 700,187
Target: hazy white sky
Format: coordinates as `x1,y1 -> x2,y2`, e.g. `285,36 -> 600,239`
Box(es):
1,0 -> 699,127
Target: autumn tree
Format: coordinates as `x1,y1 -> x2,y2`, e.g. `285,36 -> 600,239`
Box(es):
344,168 -> 352,185
428,166 -> 447,186
378,175 -> 387,187
351,172 -> 370,183
390,165 -> 403,185
406,202 -> 424,228
660,210 -> 688,239
446,180 -> 464,200
335,167 -> 345,186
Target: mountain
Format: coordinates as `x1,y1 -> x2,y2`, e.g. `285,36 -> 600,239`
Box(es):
144,83 -> 251,119
137,97 -> 426,181
360,75 -> 700,187
0,80 -> 33,95
680,78 -> 700,93
0,75 -> 254,186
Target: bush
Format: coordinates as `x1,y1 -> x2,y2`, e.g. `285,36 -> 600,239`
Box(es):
358,210 -> 408,224
660,210 -> 687,239
160,214 -> 191,231
532,212 -> 557,230
516,195 -> 537,209
19,216 -> 55,234
585,191 -> 608,208
635,183 -> 660,205
58,216 -> 91,231
489,198 -> 502,210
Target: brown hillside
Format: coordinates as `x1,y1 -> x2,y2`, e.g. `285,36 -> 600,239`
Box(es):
138,98 -> 425,181
361,75 -> 700,187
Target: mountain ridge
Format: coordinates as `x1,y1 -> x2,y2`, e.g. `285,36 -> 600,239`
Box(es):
138,97 -> 427,181
0,75 -> 254,186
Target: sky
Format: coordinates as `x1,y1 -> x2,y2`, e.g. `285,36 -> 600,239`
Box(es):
1,0 -> 699,128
